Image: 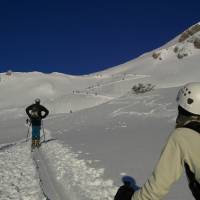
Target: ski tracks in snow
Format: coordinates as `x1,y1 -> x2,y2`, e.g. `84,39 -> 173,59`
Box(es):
32,148 -> 69,200
0,131 -> 117,200
0,142 -> 44,200
41,130 -> 117,200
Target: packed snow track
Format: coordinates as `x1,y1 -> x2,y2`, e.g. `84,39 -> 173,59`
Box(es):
0,131 -> 117,200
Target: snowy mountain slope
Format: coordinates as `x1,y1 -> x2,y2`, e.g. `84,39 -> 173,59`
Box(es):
1,22 -> 200,200
0,72 -> 115,116
0,86 -> 192,200
48,86 -> 194,199
89,22 -> 200,88
47,93 -> 113,114
0,118 -> 27,144
1,22 -> 200,116
39,86 -> 191,200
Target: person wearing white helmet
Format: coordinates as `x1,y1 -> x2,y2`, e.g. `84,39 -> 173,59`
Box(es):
26,98 -> 49,149
115,82 -> 200,200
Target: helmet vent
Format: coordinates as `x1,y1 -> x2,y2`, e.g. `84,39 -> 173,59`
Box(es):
187,98 -> 194,104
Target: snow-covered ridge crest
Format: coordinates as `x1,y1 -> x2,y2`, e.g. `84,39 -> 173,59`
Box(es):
152,22 -> 200,61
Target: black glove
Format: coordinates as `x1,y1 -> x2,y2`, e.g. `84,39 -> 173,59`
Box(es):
114,185 -> 135,200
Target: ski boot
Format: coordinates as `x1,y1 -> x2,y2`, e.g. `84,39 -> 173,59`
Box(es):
31,140 -> 36,151
35,139 -> 41,148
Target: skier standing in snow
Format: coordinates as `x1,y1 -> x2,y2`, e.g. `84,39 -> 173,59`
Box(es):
26,98 -> 49,148
115,82 -> 200,200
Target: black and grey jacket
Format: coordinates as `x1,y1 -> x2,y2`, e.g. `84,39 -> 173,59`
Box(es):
26,103 -> 49,126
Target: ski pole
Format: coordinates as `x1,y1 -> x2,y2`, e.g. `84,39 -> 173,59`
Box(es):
26,123 -> 30,142
41,120 -> 46,142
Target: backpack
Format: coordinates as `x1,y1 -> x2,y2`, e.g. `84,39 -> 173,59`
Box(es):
30,106 -> 40,119
184,122 -> 200,200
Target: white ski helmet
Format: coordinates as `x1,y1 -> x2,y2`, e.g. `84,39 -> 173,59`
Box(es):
176,82 -> 200,115
35,98 -> 40,104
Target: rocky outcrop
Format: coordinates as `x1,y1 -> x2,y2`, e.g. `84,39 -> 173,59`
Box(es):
179,24 -> 200,42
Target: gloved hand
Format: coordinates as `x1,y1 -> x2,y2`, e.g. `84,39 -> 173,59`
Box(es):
114,184 -> 135,200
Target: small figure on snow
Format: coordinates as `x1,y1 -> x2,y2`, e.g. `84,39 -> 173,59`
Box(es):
115,82 -> 200,200
26,98 -> 49,149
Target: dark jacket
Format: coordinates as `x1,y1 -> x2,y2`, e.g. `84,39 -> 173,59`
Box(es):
26,103 -> 49,126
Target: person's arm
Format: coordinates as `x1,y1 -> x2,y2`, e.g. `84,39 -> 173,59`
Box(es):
26,105 -> 33,118
40,105 -> 49,118
132,130 -> 184,200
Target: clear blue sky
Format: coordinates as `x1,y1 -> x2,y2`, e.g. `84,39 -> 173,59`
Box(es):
0,0 -> 200,75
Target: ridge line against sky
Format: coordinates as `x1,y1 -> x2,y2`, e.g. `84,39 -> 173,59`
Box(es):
0,0 -> 200,75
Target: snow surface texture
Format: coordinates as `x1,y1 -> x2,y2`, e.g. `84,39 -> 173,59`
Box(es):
0,142 -> 44,200
1,22 -> 200,199
42,131 -> 117,200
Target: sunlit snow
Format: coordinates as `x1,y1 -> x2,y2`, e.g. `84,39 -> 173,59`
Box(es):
1,22 -> 200,199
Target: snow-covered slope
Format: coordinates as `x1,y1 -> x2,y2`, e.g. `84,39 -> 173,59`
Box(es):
0,72 -> 113,117
1,22 -> 200,117
1,22 -> 200,200
89,22 -> 200,88
45,87 -> 192,200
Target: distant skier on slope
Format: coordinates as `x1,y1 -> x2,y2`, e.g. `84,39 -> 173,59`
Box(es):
26,98 -> 49,148
115,82 -> 200,200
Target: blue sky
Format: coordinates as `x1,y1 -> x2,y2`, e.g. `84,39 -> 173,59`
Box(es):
0,0 -> 200,75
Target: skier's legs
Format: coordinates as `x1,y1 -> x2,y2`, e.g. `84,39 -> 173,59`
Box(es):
32,126 -> 41,147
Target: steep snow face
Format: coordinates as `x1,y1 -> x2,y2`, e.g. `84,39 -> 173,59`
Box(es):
89,22 -> 200,88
